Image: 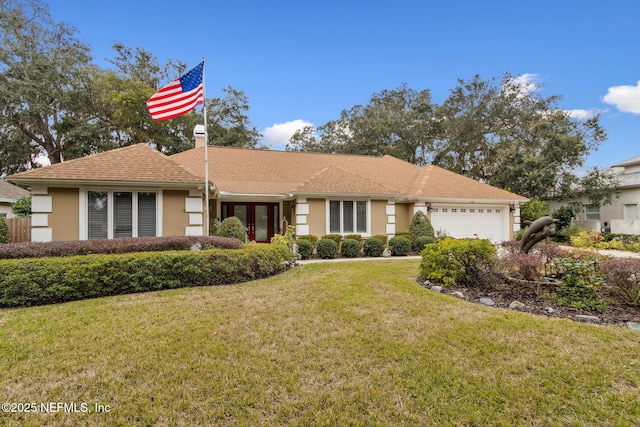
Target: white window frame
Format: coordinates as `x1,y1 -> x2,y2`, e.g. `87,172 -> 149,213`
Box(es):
325,199 -> 371,236
584,205 -> 600,221
624,204 -> 639,220
79,189 -> 162,240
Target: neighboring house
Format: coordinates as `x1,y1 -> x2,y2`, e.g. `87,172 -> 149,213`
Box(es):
551,155 -> 640,234
0,179 -> 29,219
8,127 -> 528,243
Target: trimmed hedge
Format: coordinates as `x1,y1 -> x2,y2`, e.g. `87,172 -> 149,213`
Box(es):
0,236 -> 242,260
317,238 -> 338,259
0,217 -> 8,244
0,244 -> 292,308
216,216 -> 247,242
340,238 -> 361,258
389,236 -> 411,256
322,234 -> 343,246
363,238 -> 384,257
297,235 -> 318,248
297,239 -> 314,260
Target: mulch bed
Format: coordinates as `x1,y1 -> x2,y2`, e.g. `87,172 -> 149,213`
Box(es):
420,278 -> 640,326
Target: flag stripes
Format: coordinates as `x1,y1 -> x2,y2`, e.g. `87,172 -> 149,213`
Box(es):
147,62 -> 204,121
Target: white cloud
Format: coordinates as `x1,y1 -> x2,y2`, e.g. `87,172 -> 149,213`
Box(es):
564,109 -> 603,120
603,81 -> 640,114
262,119 -> 313,150
512,73 -> 539,95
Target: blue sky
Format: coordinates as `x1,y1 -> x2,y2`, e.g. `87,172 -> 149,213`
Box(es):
47,0 -> 639,169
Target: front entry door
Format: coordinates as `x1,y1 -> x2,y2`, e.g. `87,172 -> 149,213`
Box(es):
221,202 -> 279,243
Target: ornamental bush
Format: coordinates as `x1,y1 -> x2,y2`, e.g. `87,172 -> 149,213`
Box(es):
395,231 -> 412,242
419,238 -> 495,286
556,256 -> 606,311
389,236 -> 411,256
316,238 -> 338,259
216,216 -> 247,242
344,234 -> 363,244
340,238 -> 360,258
0,236 -> 242,259
0,244 -> 292,308
412,235 -> 435,253
297,235 -> 318,248
363,237 -> 384,257
410,211 -> 434,246
601,258 -> 640,306
322,234 -> 343,247
371,234 -> 389,246
0,217 -> 9,244
297,239 -> 313,260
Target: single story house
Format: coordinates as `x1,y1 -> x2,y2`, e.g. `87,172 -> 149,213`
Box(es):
0,179 -> 29,219
8,127 -> 528,243
549,155 -> 640,234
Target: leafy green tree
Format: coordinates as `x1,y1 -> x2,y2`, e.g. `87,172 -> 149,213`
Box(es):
432,73 -> 614,201
519,198 -> 549,225
287,84 -> 436,164
206,86 -> 263,148
0,0 -> 108,171
11,195 -> 30,217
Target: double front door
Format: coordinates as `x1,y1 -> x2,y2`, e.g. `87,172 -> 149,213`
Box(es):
221,202 -> 280,243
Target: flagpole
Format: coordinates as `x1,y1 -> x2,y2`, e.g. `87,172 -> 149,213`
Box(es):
202,58 -> 210,236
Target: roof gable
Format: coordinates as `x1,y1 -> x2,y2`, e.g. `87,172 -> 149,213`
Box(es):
0,180 -> 29,201
8,144 -> 203,186
292,165 -> 401,195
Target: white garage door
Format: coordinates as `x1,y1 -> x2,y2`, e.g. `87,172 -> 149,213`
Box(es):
430,205 -> 509,243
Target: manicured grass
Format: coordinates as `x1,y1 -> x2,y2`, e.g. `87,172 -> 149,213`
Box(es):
1,259 -> 639,426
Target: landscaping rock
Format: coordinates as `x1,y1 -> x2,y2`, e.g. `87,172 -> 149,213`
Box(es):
423,279 -> 431,287
430,285 -> 443,293
545,307 -> 555,314
575,315 -> 601,324
509,301 -> 526,310
626,322 -> 640,331
479,297 -> 495,306
450,291 -> 465,299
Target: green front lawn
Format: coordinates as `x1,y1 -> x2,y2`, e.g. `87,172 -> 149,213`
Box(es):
1,259 -> 639,426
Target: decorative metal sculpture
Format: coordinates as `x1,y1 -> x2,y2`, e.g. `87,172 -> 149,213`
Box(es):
520,216 -> 559,254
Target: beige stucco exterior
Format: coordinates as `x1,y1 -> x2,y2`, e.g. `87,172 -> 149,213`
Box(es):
370,200 -> 388,236
395,203 -> 413,232
306,198 -> 326,237
163,190 -> 192,237
49,188 -> 80,241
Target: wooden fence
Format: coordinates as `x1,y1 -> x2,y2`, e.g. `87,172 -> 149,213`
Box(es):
6,217 -> 31,243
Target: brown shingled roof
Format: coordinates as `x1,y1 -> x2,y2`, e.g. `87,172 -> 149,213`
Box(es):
0,180 -> 29,201
7,143 -> 527,202
8,144 -> 203,186
170,146 -> 527,202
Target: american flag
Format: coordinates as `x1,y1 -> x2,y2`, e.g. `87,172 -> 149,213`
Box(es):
146,62 -> 204,121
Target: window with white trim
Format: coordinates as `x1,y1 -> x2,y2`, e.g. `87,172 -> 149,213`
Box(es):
624,204 -> 639,220
328,200 -> 368,234
88,191 -> 157,239
585,205 -> 600,220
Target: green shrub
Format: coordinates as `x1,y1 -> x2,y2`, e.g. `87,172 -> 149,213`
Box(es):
0,244 -> 293,308
0,217 -> 8,244
363,238 -> 384,257
412,235 -> 435,253
316,238 -> 338,259
570,230 -> 603,249
297,239 -> 313,260
271,225 -> 296,247
216,217 -> 247,242
371,234 -> 389,246
409,211 -> 434,243
395,231 -> 412,242
322,234 -> 343,246
0,236 -> 242,259
344,234 -> 363,244
297,235 -> 318,248
11,195 -> 31,217
389,236 -> 411,256
556,256 -> 606,311
551,204 -> 575,237
419,238 -> 495,286
520,198 -> 549,226
340,238 -> 360,258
